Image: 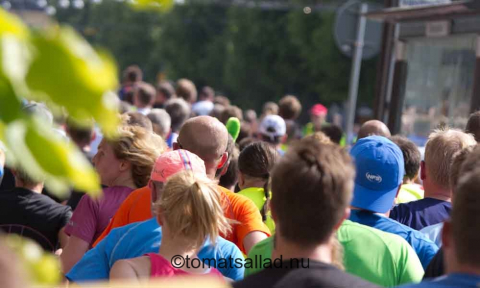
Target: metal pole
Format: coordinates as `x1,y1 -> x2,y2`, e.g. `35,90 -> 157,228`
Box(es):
383,23 -> 400,124
346,3 -> 368,145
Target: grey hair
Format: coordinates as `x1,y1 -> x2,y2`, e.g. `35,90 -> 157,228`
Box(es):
165,98 -> 191,133
148,109 -> 171,138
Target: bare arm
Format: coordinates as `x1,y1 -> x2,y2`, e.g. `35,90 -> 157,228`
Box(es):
58,227 -> 69,249
110,260 -> 140,282
60,236 -> 90,274
243,231 -> 268,254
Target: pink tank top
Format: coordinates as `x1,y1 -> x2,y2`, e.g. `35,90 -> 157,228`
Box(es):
147,253 -> 224,278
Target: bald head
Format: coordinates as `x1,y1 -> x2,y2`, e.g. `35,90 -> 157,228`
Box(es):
358,120 -> 391,140
177,116 -> 228,166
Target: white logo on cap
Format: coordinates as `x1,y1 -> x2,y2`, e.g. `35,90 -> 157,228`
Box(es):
366,172 -> 382,183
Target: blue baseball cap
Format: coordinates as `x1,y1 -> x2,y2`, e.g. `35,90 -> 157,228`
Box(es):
350,136 -> 405,213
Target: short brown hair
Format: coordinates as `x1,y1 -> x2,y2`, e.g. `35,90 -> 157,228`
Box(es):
135,82 -> 156,106
262,102 -> 278,116
125,112 -> 153,132
303,131 -> 332,145
214,96 -> 230,107
66,118 -> 94,146
424,128 -> 476,188
271,138 -> 355,246
157,82 -> 176,100
278,95 -> 302,120
165,98 -> 191,133
465,111 -> 480,142
321,125 -> 343,145
199,86 -> 215,100
123,65 -> 142,82
451,168 -> 480,267
176,79 -> 197,104
389,136 -> 421,181
238,137 -> 258,151
219,146 -> 239,190
14,167 -> 43,187
219,105 -> 243,125
450,146 -> 475,193
459,144 -> 480,179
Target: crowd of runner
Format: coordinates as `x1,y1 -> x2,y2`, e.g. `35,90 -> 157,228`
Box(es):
1,65 -> 480,287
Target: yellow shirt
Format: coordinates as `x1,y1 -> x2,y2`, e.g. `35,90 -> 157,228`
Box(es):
396,183 -> 424,204
237,187 -> 275,234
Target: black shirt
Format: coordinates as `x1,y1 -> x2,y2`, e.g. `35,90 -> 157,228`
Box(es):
424,248 -> 444,279
233,260 -> 379,288
0,167 -> 15,192
0,187 -> 72,252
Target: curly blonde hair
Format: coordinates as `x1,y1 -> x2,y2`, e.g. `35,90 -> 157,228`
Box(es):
158,171 -> 231,249
109,125 -> 167,188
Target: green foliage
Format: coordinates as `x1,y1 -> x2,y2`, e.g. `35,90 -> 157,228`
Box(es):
0,8 -> 121,196
54,2 -> 377,122
5,235 -> 61,285
55,0 -> 164,83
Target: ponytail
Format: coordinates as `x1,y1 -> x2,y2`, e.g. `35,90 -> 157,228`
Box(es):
261,174 -> 270,222
158,171 -> 231,248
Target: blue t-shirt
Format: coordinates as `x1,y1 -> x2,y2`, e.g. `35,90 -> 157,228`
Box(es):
349,210 -> 438,269
390,198 -> 451,230
420,222 -> 444,247
166,132 -> 178,149
400,273 -> 480,287
66,217 -> 245,282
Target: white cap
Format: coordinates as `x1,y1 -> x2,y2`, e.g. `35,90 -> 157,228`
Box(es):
259,115 -> 286,140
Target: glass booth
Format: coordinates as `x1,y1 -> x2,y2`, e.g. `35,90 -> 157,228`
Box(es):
368,1 -> 480,146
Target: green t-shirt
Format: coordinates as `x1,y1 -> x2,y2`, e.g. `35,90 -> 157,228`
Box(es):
245,220 -> 424,287
237,187 -> 275,234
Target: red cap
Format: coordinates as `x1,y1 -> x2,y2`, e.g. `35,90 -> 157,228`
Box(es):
310,104 -> 328,116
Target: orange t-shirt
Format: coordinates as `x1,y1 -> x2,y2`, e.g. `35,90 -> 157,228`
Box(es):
93,186 -> 270,253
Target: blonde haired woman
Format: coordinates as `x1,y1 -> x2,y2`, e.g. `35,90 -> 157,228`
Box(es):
110,171 -> 230,280
61,124 -> 166,273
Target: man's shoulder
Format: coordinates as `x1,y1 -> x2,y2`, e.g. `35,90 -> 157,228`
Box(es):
367,214 -> 431,242
395,198 -> 447,212
385,219 -> 438,250
248,236 -> 274,257
23,189 -> 71,213
340,219 -> 409,248
235,262 -> 378,288
232,266 -> 283,288
275,264 -> 378,288
392,201 -> 416,215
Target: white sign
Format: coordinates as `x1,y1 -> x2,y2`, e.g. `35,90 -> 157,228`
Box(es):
426,21 -> 451,37
399,0 -> 451,7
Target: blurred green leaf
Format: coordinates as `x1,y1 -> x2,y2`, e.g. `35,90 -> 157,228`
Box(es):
130,0 -> 174,11
5,119 -> 101,196
0,11 -> 31,124
0,8 -> 29,39
0,76 -> 22,124
5,235 -> 61,285
25,27 -> 119,135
